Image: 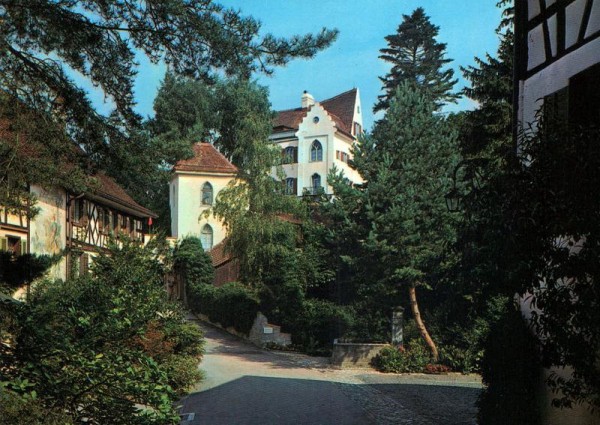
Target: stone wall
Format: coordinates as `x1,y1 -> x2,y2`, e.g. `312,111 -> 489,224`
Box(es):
331,340 -> 388,369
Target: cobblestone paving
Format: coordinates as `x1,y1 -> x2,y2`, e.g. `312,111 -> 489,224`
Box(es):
180,317 -> 482,425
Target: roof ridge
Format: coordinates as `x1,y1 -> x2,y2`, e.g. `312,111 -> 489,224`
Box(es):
321,87 -> 357,104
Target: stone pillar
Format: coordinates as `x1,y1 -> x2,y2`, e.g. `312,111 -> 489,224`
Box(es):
391,307 -> 404,347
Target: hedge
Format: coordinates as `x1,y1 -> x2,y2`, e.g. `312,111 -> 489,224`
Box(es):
187,282 -> 259,335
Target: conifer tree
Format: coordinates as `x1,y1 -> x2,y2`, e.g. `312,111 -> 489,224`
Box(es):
335,81 -> 461,359
374,7 -> 458,112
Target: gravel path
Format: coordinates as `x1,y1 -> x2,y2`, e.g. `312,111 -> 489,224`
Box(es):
178,317 -> 482,425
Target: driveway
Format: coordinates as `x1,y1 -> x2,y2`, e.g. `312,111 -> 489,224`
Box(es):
179,317 -> 482,425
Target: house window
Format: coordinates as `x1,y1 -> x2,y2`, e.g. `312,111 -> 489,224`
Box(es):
310,140 -> 323,162
103,209 -> 111,233
353,122 -> 362,135
282,146 -> 297,164
200,224 -> 213,251
72,198 -> 85,224
1,236 -> 25,256
201,182 -> 213,206
311,173 -> 322,195
285,178 -> 297,195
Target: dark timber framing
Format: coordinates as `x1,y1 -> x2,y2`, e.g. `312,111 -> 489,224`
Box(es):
520,0 -> 600,78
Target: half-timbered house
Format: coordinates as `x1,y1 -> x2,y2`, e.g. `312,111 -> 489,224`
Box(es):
65,172 -> 157,278
1,175 -> 157,282
515,1 -> 600,423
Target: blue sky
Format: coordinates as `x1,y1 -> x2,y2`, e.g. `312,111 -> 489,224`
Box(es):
89,1 -> 504,132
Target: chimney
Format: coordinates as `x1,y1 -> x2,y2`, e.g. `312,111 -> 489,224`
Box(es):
301,90 -> 315,109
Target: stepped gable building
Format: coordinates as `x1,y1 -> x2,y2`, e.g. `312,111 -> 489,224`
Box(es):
170,142 -> 237,251
271,88 -> 364,196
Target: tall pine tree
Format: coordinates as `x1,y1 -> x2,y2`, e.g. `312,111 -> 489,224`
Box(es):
374,7 -> 458,112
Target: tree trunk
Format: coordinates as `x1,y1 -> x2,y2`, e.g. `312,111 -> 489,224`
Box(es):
408,284 -> 438,362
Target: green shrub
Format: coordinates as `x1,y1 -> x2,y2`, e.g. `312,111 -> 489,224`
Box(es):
289,299 -> 354,356
439,344 -> 481,374
188,282 -> 260,335
372,339 -> 431,373
477,307 -> 542,425
163,354 -> 204,397
174,236 -> 214,286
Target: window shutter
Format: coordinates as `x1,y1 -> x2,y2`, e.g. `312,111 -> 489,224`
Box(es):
81,254 -> 89,274
294,147 -> 298,163
1,237 -> 7,252
20,239 -> 27,255
293,178 -> 298,194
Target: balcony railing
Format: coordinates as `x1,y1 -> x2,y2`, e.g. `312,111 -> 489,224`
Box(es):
303,186 -> 324,196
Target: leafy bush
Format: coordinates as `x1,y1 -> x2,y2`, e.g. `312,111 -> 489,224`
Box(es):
188,281 -> 259,335
372,339 -> 431,373
477,307 -> 542,425
289,299 -> 354,355
0,239 -> 203,424
173,236 -> 214,286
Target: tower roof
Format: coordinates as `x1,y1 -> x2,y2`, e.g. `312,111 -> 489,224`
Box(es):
173,142 -> 238,174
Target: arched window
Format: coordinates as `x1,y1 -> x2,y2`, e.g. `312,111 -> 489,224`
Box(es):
283,146 -> 297,164
310,140 -> 323,162
285,177 -> 297,195
201,182 -> 213,206
200,224 -> 213,250
311,173 -> 321,194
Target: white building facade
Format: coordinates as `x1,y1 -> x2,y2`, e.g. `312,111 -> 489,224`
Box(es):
270,89 -> 364,196
170,142 -> 237,251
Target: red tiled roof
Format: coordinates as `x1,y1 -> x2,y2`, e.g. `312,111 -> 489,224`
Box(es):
272,88 -> 357,136
321,88 -> 358,133
273,107 -> 308,132
209,239 -> 234,267
90,173 -> 157,218
174,142 -> 238,174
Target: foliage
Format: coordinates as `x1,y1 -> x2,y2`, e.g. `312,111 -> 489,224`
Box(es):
477,305 -> 542,425
0,252 -> 62,290
214,78 -> 275,173
287,299 -> 354,356
504,122 -> 600,411
0,96 -> 89,209
0,1 -> 337,221
0,239 -> 204,424
173,236 -> 214,287
187,281 -> 260,335
371,340 -> 431,373
327,81 -> 460,358
374,7 -> 458,112
0,384 -> 75,425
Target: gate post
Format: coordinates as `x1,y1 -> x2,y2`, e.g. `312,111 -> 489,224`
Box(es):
391,307 -> 404,348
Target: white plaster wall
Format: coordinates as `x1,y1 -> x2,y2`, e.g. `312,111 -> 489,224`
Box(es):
520,36 -> 600,125
29,185 -> 67,280
171,172 -> 233,248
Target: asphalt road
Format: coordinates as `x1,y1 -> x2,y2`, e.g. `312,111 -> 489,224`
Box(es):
178,317 -> 482,425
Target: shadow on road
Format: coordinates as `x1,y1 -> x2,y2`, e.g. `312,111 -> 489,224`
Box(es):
179,376 -> 371,425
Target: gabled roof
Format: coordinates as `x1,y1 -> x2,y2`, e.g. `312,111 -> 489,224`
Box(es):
89,173 -> 157,218
174,142 -> 238,174
209,239 -> 233,267
272,88 -> 358,136
1,119 -> 157,219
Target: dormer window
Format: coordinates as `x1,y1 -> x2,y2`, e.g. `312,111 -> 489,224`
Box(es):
310,140 -> 323,162
201,182 -> 213,206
